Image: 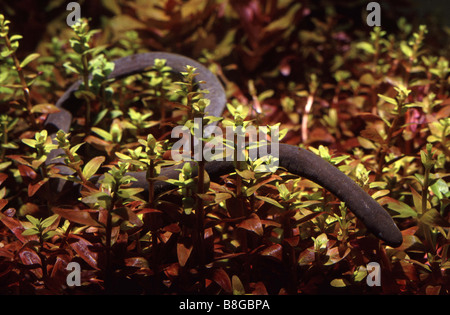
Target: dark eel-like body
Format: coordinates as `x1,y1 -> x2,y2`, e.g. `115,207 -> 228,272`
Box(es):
44,52 -> 403,247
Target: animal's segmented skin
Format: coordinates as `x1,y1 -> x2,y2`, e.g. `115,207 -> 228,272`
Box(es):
44,52 -> 403,247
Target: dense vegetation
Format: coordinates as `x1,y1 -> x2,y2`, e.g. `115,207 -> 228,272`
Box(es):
0,0 -> 449,294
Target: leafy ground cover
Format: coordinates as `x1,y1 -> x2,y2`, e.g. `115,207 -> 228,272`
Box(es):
0,0 -> 449,294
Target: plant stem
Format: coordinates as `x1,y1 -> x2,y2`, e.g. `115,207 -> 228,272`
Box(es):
147,159 -> 155,206
3,34 -> 37,129
104,188 -> 118,292
81,54 -> 91,127
196,149 -> 206,292
158,84 -> 167,132
150,228 -> 160,292
62,147 -> 88,184
421,166 -> 430,214
1,120 -> 8,161
104,207 -> 113,291
441,123 -> 449,157
376,103 -> 403,180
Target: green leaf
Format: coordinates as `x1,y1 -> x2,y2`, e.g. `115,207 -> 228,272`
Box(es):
115,152 -> 131,160
83,156 -> 105,180
41,214 -> 59,229
414,173 -> 424,186
236,169 -> 255,180
430,178 -> 449,199
264,3 -> 302,32
359,73 -> 377,85
1,50 -> 13,58
20,53 -> 40,68
74,90 -> 96,101
277,183 -> 290,198
400,41 -> 413,58
378,94 -> 397,105
255,195 -> 284,209
69,142 -> 85,155
356,42 -> 375,54
22,228 -> 40,236
232,275 -> 245,295
387,200 -> 417,218
42,230 -> 58,240
31,103 -> 60,114
9,34 -> 23,42
31,155 -> 48,170
26,215 -> 40,227
93,108 -> 109,126
91,127 -> 112,141
410,186 -> 425,214
314,233 -> 329,251
117,188 -> 144,199
353,266 -> 368,282
0,161 -> 12,171
357,136 -> 376,150
420,150 -> 428,166
22,138 -> 36,148
63,62 -> 80,74
330,278 -> 349,288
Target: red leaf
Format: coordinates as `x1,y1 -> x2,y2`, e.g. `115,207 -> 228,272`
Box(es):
177,242 -> 193,267
138,208 -> 163,215
260,244 -> 283,261
0,173 -> 7,185
164,263 -> 180,278
298,247 -> 315,266
361,126 -> 385,144
237,213 -> 263,236
325,246 -> 350,265
85,135 -> 115,153
163,223 -> 181,233
426,285 -> 441,295
49,255 -> 72,288
18,164 -> 37,180
399,260 -> 419,282
0,199 -> 8,211
19,249 -> 43,278
226,196 -> 246,218
6,155 -> 31,166
436,103 -> 450,119
250,282 -> 268,295
53,207 -> 102,227
211,268 -> 232,293
28,178 -> 48,197
68,235 -> 99,270
113,207 -> 143,227
124,257 -> 149,269
0,212 -> 38,243
356,112 -> 384,122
